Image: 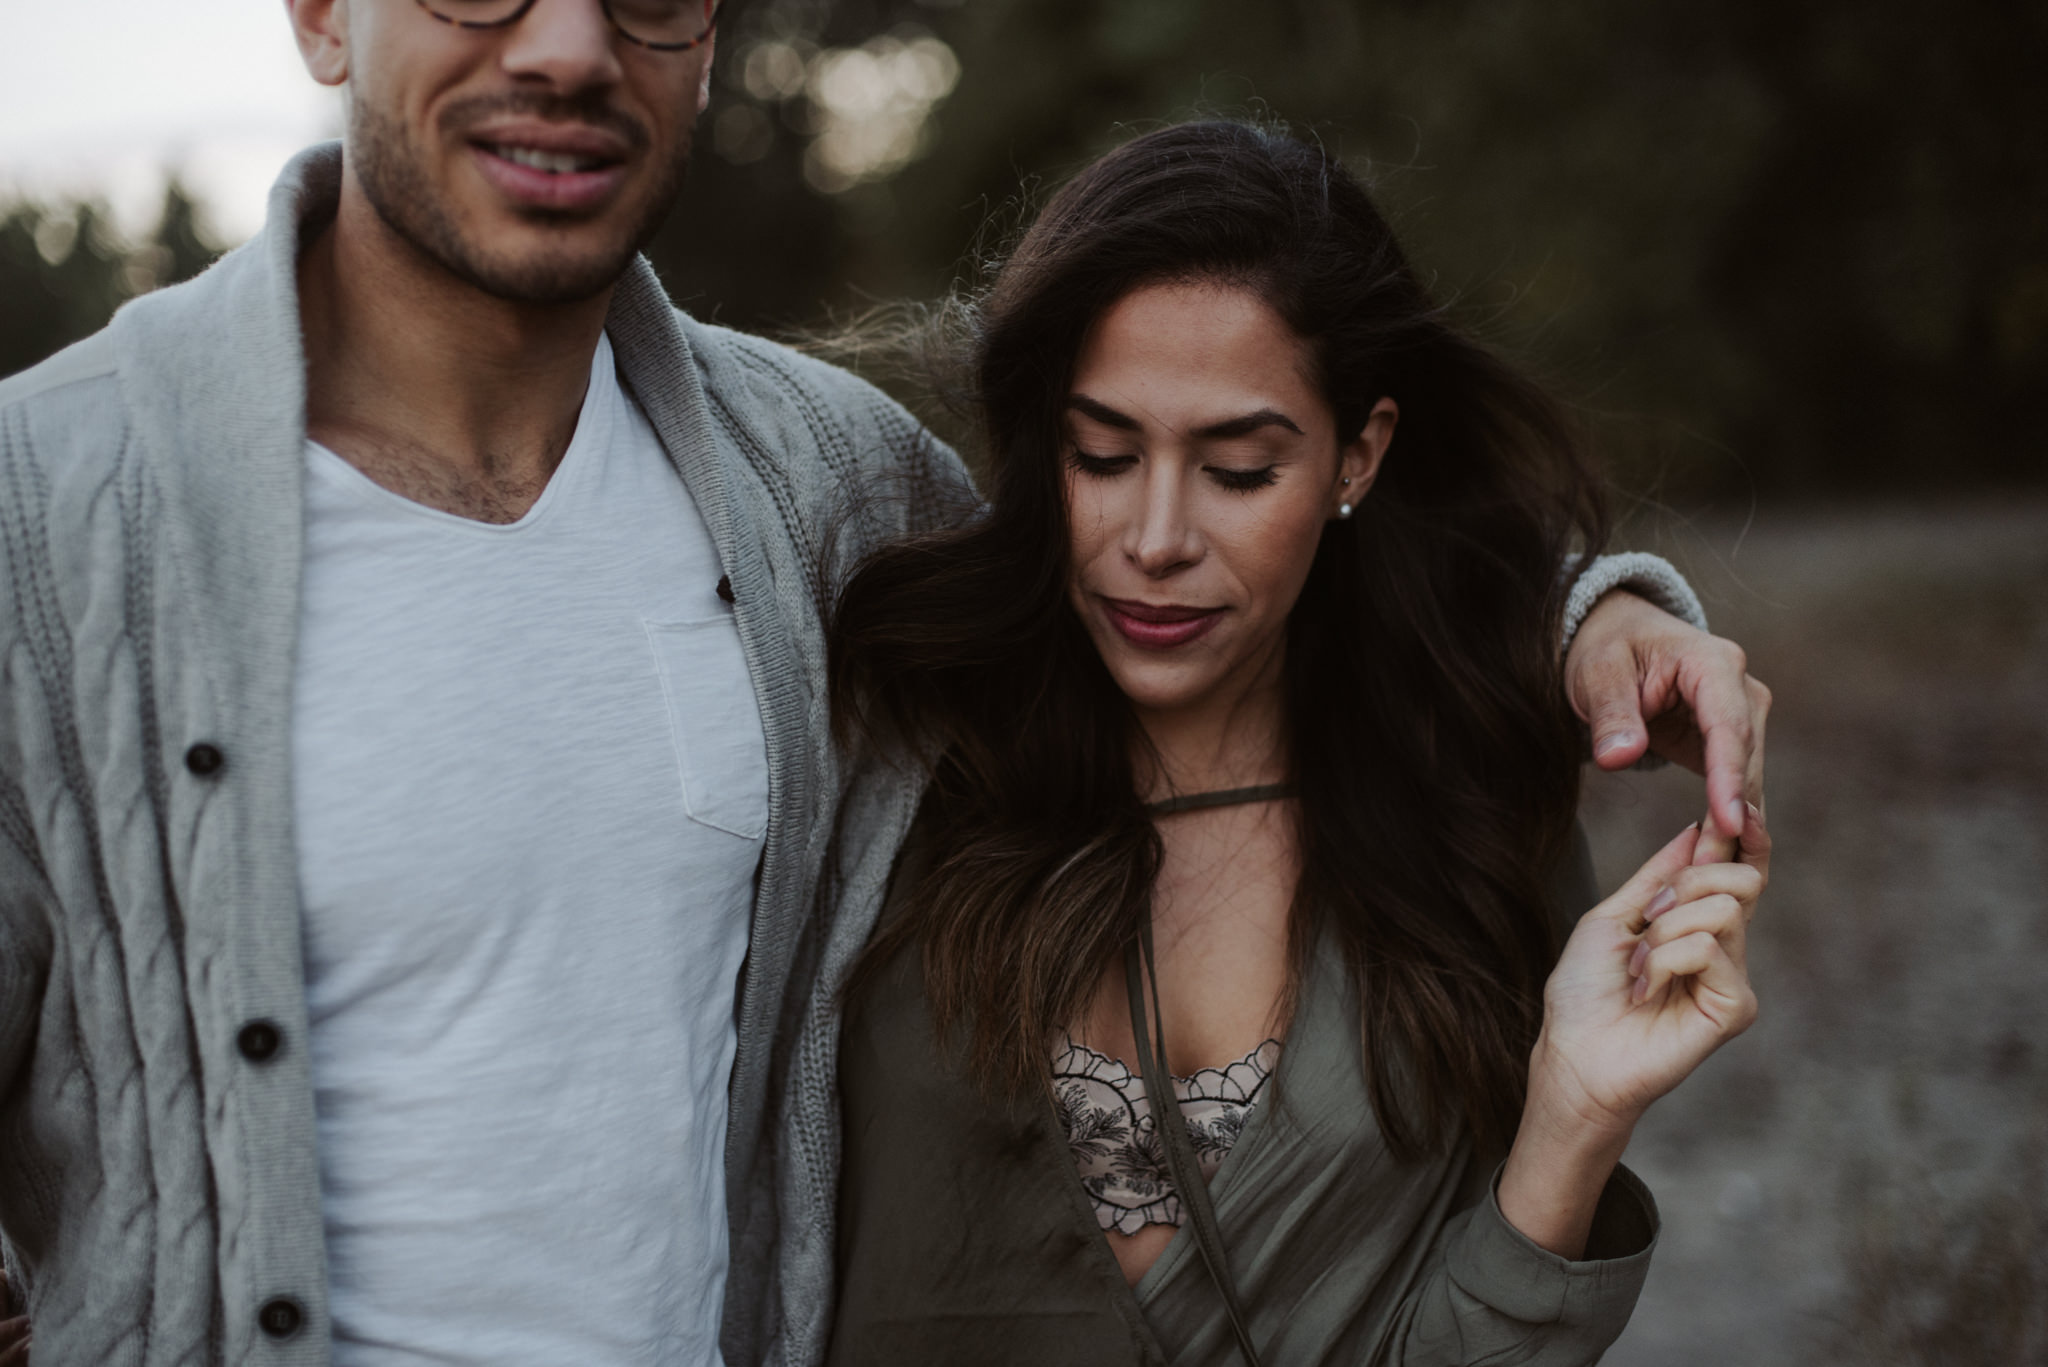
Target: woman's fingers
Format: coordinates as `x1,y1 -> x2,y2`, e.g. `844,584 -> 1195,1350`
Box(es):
1692,814 -> 1738,866
1646,806 -> 1768,929
1631,930 -> 1758,1034
1639,893 -> 1749,970
1595,823 -> 1704,929
1651,863 -> 1764,920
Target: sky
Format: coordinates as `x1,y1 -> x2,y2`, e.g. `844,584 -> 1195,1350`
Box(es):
0,0 -> 342,244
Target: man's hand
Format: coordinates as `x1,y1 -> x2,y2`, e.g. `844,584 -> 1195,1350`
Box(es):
1566,590 -> 1771,857
0,1269 -> 26,1366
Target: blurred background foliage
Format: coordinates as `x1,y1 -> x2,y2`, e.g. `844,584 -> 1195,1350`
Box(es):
4,9 -> 2044,1362
4,0 -> 2043,503
0,181 -> 220,379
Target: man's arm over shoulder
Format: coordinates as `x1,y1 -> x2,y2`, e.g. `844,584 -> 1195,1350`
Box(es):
681,317 -> 979,581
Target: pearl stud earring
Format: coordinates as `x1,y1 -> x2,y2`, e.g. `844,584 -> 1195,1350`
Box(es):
1338,502 -> 1354,518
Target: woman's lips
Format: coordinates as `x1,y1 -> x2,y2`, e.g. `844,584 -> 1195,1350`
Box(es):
1101,597 -> 1224,649
470,143 -> 629,212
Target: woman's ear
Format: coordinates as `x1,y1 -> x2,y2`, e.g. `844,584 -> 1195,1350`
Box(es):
1333,397 -> 1398,516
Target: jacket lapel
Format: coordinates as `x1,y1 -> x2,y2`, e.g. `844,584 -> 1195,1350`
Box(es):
104,142 -> 341,1347
604,265 -> 816,1227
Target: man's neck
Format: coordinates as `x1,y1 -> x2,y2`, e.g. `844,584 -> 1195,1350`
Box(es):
298,172 -> 614,524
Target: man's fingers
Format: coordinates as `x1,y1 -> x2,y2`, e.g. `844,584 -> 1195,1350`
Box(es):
1683,649 -> 1756,842
1743,677 -> 1771,814
1580,648 -> 1651,772
1736,801 -> 1772,884
0,1271 -> 24,1365
0,1314 -> 27,1366
1644,712 -> 1706,776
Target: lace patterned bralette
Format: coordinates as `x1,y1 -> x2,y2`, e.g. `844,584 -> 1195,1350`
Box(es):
1051,1035 -> 1281,1235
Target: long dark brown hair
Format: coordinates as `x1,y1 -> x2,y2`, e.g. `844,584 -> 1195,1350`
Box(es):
829,120 -> 1608,1159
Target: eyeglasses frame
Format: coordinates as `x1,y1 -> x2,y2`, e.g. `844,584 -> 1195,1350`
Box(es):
411,0 -> 722,53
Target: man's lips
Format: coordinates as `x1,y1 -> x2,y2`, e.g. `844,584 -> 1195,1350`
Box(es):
467,124 -> 632,212
1100,597 -> 1224,649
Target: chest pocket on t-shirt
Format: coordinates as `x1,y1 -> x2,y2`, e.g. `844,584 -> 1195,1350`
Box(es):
645,617 -> 771,841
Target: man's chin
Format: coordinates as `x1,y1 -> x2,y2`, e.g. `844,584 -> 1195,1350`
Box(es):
443,239 -> 641,306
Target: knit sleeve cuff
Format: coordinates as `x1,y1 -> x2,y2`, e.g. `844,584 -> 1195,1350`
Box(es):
1445,1160 -> 1661,1334
1560,552 -> 1709,657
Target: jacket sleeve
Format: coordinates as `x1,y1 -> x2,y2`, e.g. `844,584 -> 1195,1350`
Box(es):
1377,1162 -> 1659,1367
1561,551 -> 1709,653
830,398 -> 980,574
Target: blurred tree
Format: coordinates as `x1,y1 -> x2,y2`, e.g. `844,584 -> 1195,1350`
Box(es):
649,0 -> 2046,499
3,0 -> 2041,499
1701,0 -> 2048,493
0,202 -> 126,378
0,180 -> 223,381
153,179 -> 226,289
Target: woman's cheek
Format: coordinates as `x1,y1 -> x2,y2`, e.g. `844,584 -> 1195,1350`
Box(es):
1062,479 -> 1117,572
1228,501 -> 1324,622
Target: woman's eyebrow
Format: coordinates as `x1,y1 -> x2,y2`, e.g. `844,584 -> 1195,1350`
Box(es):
1193,408 -> 1303,439
1065,394 -> 1304,439
1065,394 -> 1142,430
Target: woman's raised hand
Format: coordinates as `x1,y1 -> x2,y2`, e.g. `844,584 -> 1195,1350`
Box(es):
1535,808 -> 1767,1132
1496,807 -> 1768,1258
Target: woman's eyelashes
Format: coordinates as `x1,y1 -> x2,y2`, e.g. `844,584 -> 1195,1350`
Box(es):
1209,464 -> 1279,493
1067,448 -> 1137,478
1065,447 -> 1281,493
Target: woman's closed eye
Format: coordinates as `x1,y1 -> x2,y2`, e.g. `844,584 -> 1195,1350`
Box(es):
1067,448 -> 1137,478
1067,447 -> 1280,494
1208,463 -> 1278,493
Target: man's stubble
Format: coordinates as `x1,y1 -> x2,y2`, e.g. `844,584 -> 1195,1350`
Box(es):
349,89 -> 691,306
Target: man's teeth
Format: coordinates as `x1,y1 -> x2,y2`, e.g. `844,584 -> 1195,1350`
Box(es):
494,146 -> 599,174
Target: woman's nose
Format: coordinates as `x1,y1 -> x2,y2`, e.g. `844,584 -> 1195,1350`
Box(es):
1124,464 -> 1199,576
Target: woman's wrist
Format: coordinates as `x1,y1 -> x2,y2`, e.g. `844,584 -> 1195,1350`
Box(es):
1496,1038 -> 1639,1259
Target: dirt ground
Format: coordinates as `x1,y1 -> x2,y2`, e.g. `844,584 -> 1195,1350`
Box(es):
1584,497 -> 2048,1366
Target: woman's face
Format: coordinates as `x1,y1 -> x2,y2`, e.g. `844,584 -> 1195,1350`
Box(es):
1063,281 -> 1396,720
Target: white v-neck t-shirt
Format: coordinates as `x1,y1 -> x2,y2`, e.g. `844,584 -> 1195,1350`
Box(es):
292,334 -> 767,1365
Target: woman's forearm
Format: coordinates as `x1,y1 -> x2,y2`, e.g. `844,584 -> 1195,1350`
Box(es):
1496,1036 -> 1637,1259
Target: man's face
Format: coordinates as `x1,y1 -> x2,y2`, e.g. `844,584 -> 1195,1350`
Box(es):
322,0 -> 715,303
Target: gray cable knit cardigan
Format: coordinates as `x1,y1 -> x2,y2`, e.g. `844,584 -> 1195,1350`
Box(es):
0,144 -> 1704,1367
